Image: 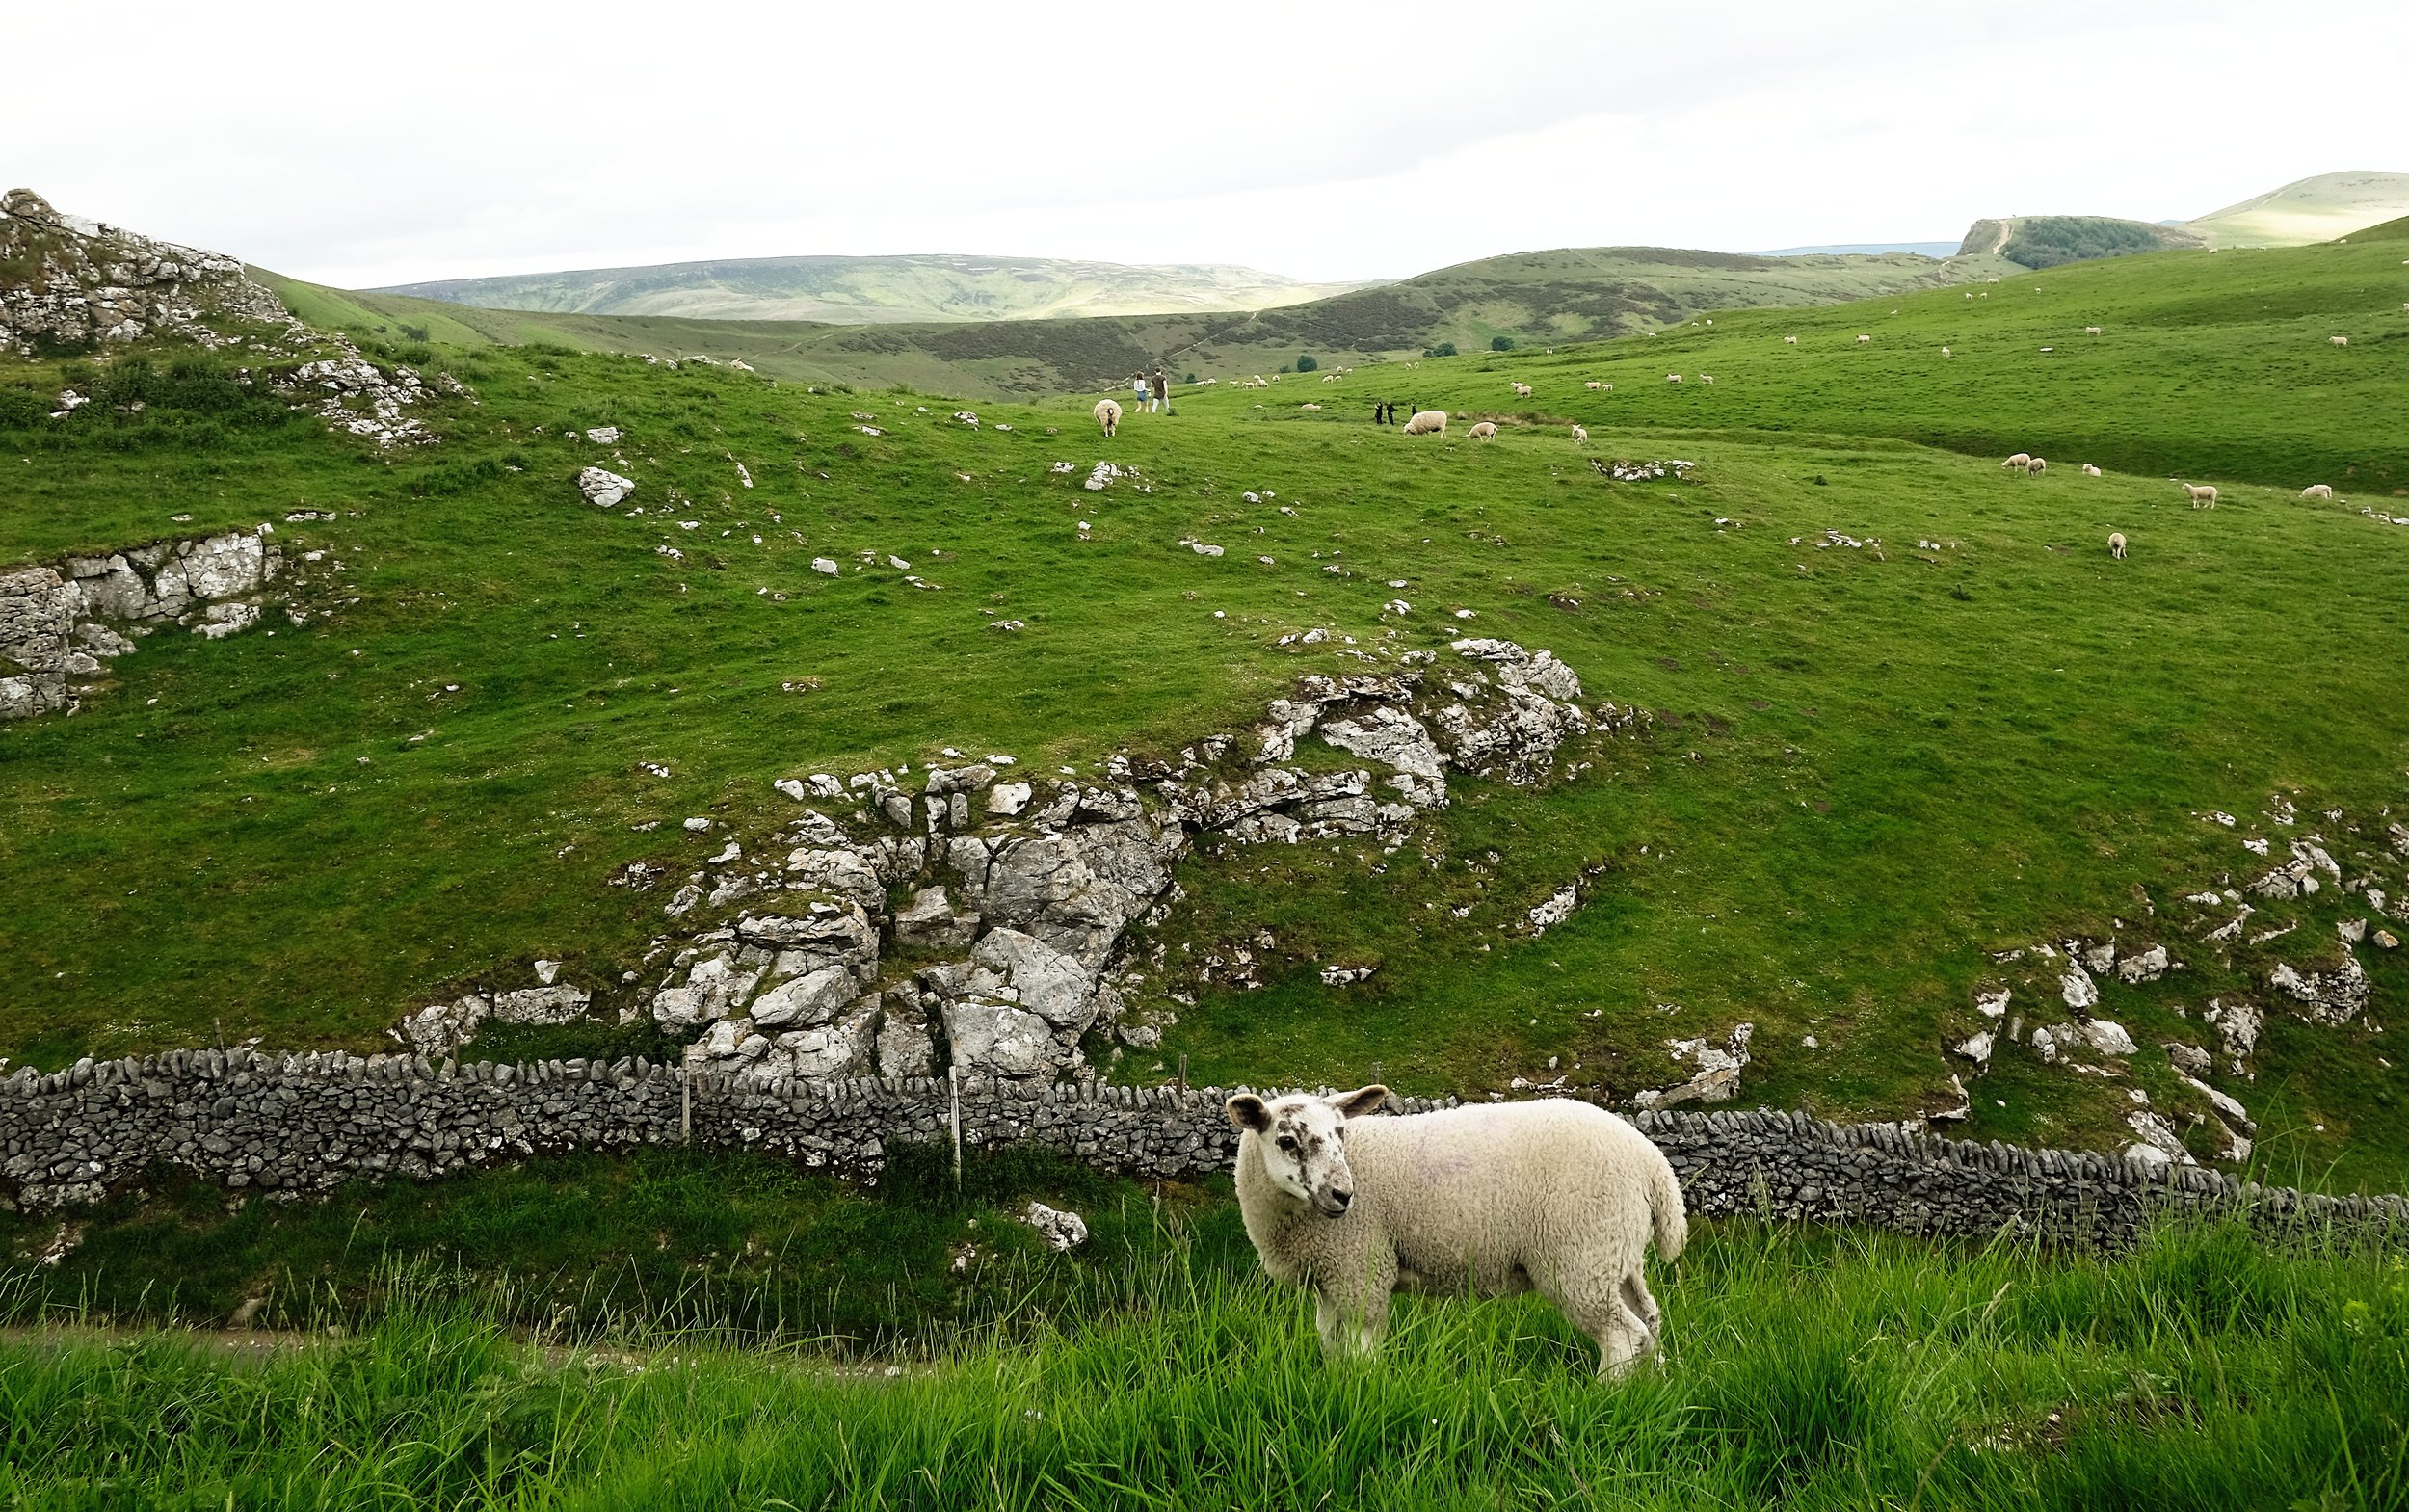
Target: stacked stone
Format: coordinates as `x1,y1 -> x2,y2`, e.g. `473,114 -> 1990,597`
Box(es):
6,1055 -> 2404,1252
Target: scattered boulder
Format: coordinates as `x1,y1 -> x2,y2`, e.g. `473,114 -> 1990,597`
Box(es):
1023,1201 -> 1089,1251
577,467 -> 635,507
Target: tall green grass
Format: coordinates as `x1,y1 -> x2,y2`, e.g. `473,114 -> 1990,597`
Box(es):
0,1218 -> 2401,1509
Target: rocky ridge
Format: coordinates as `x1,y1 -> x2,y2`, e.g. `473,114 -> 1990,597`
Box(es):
401,638 -> 1636,1088
0,525 -> 298,721
0,188 -> 291,356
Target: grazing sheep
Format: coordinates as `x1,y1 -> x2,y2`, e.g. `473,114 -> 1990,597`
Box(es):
1511,382 -> 1533,398
1857,334 -> 1871,345
1699,374 -> 1715,385
1400,410 -> 1448,437
2181,483 -> 2219,508
2331,335 -> 2350,347
1665,373 -> 1682,385
2025,457 -> 2047,476
1094,398 -> 1122,437
2108,531 -> 2127,559
2301,484 -> 2336,502
2081,463 -> 2103,476
2003,453 -> 2032,470
1228,1088 -> 1686,1375
1941,346 -> 1952,358
2085,326 -> 2103,335
1784,335 -> 1799,345
1585,380 -> 1603,389
1468,421 -> 1499,439
1571,424 -> 1588,443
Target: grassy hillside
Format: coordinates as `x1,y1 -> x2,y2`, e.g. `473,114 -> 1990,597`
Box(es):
257,243 -> 2016,400
1957,215 -> 2207,270
1,1205 -> 2401,1510
5,225 -> 2407,1192
379,252 -> 1369,324
2188,170 -> 2409,247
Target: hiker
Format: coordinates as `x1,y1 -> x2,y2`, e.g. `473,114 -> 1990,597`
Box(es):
1131,371 -> 1150,414
1151,366 -> 1169,414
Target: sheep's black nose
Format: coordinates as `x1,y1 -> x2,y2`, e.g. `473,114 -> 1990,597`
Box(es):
1331,1190 -> 1352,1210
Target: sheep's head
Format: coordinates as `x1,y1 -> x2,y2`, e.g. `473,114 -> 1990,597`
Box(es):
1227,1085 -> 1389,1216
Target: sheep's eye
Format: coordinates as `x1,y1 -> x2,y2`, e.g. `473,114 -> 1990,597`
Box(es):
1276,1135 -> 1298,1152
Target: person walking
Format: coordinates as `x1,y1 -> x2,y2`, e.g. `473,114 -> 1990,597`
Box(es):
1131,371 -> 1150,414
1151,366 -> 1169,414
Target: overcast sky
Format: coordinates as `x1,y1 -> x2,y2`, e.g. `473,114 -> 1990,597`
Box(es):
11,0 -> 2403,288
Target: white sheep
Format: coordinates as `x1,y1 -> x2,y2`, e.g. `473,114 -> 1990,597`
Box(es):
1857,334 -> 1871,345
1941,346 -> 1952,358
1227,1088 -> 1686,1374
1400,410 -> 1448,437
2330,335 -> 2350,347
1665,373 -> 1682,385
2081,463 -> 2103,477
2003,453 -> 2032,470
1585,380 -> 1603,389
1094,398 -> 1121,438
2025,457 -> 2047,476
1699,374 -> 1715,385
2301,484 -> 2336,502
2181,482 -> 2218,508
2108,531 -> 2127,559
2085,326 -> 2103,336
1784,335 -> 1798,345
1468,420 -> 1499,439
1571,424 -> 1588,444
1511,382 -> 1533,398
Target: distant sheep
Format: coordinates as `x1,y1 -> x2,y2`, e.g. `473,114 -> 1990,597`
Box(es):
1857,334 -> 1871,345
2085,326 -> 2103,336
2108,531 -> 2127,559
1699,374 -> 1715,385
2301,484 -> 2335,502
1571,424 -> 1588,443
1468,421 -> 1499,439
2025,457 -> 2047,476
1511,382 -> 1533,398
1401,410 -> 1448,437
2081,464 -> 2103,477
2331,335 -> 2350,347
1941,347 -> 1951,358
1585,380 -> 1604,389
1784,335 -> 1799,345
1228,1089 -> 1686,1374
2003,453 -> 2032,470
1094,398 -> 1121,437
2181,483 -> 2218,508
1666,373 -> 1682,385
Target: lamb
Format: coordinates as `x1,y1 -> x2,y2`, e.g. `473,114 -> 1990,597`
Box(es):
1468,420 -> 1499,439
2003,453 -> 2032,470
2301,484 -> 2336,502
1228,1088 -> 1686,1375
2081,464 -> 2103,476
2181,482 -> 2218,508
1665,373 -> 1682,385
1699,374 -> 1715,385
2084,326 -> 2103,336
2330,335 -> 2350,347
1571,424 -> 1588,444
1400,410 -> 1448,436
2025,457 -> 2047,476
1857,334 -> 1871,344
1784,335 -> 1799,345
1094,398 -> 1122,438
1584,380 -> 1604,389
2108,531 -> 2127,559
1511,382 -> 1533,398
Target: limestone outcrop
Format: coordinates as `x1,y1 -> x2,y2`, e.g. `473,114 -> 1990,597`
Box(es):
0,188 -> 292,356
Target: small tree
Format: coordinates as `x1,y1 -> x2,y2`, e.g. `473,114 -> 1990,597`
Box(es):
1490,335 -> 1516,352
1183,371 -> 1198,384
1425,341 -> 1458,358
1296,354 -> 1318,372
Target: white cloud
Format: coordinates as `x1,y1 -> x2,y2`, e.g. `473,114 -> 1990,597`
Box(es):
10,0 -> 2402,286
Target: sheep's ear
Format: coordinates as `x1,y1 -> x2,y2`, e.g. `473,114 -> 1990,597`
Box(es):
1331,1085 -> 1390,1120
1226,1094 -> 1272,1132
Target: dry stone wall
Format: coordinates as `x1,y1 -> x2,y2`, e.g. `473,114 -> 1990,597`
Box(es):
6,1049 -> 2402,1250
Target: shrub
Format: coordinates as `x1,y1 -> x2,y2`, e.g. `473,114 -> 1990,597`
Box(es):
1425,341 -> 1458,358
1490,335 -> 1516,352
1296,355 -> 1318,373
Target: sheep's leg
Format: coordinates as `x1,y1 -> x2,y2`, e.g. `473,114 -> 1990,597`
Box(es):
1313,1286 -> 1391,1361
1535,1262 -> 1652,1379
1620,1269 -> 1663,1357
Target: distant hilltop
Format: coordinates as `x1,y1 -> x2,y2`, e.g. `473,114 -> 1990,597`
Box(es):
1957,171 -> 2409,270
377,253 -> 1373,326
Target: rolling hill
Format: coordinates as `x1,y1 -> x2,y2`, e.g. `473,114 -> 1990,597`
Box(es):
2187,170 -> 2409,247
266,243 -> 2016,400
377,252 -> 1369,324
